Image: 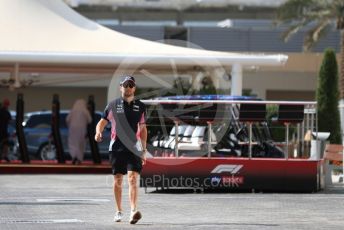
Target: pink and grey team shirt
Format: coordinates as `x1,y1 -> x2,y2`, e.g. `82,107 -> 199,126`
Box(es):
103,98 -> 146,152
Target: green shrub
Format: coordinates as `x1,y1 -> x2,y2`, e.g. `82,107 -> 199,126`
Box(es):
317,48 -> 342,144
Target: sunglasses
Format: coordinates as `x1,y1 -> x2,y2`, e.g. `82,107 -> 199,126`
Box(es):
122,82 -> 136,88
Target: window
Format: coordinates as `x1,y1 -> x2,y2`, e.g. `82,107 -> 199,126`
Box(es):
25,114 -> 51,128
59,114 -> 68,129
25,113 -> 68,129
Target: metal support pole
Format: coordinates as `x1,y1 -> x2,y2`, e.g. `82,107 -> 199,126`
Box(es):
285,123 -> 289,160
174,121 -> 179,157
52,94 -> 65,163
310,110 -> 314,133
296,123 -> 300,158
249,123 -> 252,159
16,93 -> 30,163
339,102 -> 344,183
207,121 -> 212,158
306,112 -> 310,133
301,120 -> 305,157
87,95 -> 101,164
315,104 -> 319,160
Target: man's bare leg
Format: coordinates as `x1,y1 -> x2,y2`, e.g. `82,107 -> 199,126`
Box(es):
114,174 -> 123,212
128,171 -> 139,211
128,171 -> 142,224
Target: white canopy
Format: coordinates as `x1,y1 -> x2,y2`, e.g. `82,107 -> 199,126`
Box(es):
65,0 -> 287,9
0,0 -> 287,68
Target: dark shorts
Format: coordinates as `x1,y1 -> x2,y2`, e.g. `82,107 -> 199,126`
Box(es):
109,151 -> 143,175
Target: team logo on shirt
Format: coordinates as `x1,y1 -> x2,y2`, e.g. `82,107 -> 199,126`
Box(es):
133,104 -> 140,112
116,104 -> 124,113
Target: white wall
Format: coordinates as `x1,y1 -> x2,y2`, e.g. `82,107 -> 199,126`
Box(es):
243,71 -> 317,99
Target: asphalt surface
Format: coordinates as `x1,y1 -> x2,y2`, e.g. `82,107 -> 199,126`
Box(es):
0,175 -> 343,230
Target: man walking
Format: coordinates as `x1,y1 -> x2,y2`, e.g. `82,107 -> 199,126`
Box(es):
95,76 -> 147,224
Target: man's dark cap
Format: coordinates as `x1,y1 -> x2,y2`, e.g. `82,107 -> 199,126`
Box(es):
120,76 -> 135,85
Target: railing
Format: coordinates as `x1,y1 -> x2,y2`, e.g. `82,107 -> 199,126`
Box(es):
143,99 -> 317,160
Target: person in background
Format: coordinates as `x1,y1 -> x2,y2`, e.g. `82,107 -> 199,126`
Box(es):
0,99 -> 12,162
66,99 -> 92,165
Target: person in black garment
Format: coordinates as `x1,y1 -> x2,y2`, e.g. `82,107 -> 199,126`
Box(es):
0,98 -> 12,162
95,76 -> 147,224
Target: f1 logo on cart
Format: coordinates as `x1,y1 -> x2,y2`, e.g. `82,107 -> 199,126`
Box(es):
211,164 -> 243,174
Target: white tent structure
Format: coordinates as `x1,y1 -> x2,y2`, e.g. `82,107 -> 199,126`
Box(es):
65,0 -> 288,9
0,0 -> 288,100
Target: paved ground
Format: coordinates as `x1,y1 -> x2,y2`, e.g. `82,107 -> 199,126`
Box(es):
0,175 -> 343,230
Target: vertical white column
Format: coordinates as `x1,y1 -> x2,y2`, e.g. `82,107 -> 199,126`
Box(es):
231,64 -> 243,96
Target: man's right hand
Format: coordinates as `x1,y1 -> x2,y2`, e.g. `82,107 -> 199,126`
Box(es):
94,132 -> 103,142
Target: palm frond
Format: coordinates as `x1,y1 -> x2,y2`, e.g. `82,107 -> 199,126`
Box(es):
276,0 -> 341,51
312,19 -> 331,41
333,0 -> 344,15
276,0 -> 317,21
305,9 -> 332,19
337,17 -> 344,29
281,19 -> 311,42
333,0 -> 344,29
303,19 -> 331,51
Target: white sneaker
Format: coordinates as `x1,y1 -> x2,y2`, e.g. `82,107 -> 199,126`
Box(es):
114,211 -> 123,222
129,210 -> 142,224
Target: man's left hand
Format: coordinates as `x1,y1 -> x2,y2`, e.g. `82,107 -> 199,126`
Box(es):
141,153 -> 147,165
